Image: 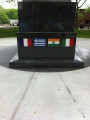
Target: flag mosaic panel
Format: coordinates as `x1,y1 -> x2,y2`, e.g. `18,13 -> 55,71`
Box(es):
20,38 -> 75,47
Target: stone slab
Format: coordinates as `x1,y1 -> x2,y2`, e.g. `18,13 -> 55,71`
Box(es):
9,53 -> 84,68
0,66 -> 34,120
59,68 -> 90,120
13,72 -> 84,120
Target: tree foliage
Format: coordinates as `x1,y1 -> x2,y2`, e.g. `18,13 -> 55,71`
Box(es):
78,13 -> 85,20
84,6 -> 90,13
0,6 -> 10,24
75,0 -> 87,29
78,10 -> 85,20
5,9 -> 18,19
0,6 -> 18,24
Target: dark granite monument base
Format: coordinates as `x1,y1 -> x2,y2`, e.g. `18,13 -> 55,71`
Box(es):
9,54 -> 84,68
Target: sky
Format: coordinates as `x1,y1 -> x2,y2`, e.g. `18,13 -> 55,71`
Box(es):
0,0 -> 90,9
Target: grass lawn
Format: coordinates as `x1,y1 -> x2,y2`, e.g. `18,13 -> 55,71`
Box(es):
75,30 -> 90,38
0,27 -> 90,38
0,27 -> 19,38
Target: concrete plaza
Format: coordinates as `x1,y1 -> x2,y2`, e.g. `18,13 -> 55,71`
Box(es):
0,37 -> 90,120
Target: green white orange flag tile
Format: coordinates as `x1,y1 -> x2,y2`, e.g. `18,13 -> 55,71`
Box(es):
62,38 -> 74,47
48,39 -> 60,47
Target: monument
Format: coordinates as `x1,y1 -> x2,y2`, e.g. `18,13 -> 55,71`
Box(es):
9,0 -> 84,68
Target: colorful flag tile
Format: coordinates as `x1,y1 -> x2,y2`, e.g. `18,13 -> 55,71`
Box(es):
48,39 -> 60,47
20,38 -> 32,47
20,38 -> 24,47
34,39 -> 46,47
62,38 -> 74,47
62,39 -> 66,47
70,38 -> 74,47
24,38 -> 28,47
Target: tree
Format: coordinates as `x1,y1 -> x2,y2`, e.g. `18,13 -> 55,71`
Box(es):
0,6 -> 10,24
75,0 -> 87,29
0,6 -> 18,24
84,6 -> 90,30
78,10 -> 85,20
5,9 -> 18,19
6,0 -> 16,2
4,0 -> 88,29
84,6 -> 90,13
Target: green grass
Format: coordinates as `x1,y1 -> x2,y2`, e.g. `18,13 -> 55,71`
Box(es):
0,27 -> 90,38
75,30 -> 90,38
0,27 -> 19,38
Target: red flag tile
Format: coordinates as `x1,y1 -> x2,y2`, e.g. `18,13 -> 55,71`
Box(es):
28,38 -> 32,47
70,38 -> 74,47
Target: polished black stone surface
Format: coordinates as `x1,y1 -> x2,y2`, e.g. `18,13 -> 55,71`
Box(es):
18,2 -> 76,32
9,53 -> 84,68
17,32 -> 76,59
9,1 -> 84,68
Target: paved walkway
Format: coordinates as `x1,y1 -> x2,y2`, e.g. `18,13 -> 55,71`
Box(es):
0,37 -> 90,120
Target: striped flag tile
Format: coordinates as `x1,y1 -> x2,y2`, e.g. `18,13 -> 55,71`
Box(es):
34,39 -> 46,47
62,38 -> 74,47
48,39 -> 60,47
20,38 -> 32,47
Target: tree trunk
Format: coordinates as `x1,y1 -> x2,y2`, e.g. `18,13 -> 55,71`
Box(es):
75,0 -> 79,30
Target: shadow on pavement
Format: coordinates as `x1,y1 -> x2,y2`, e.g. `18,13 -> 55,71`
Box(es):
76,47 -> 90,68
0,46 -> 17,68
